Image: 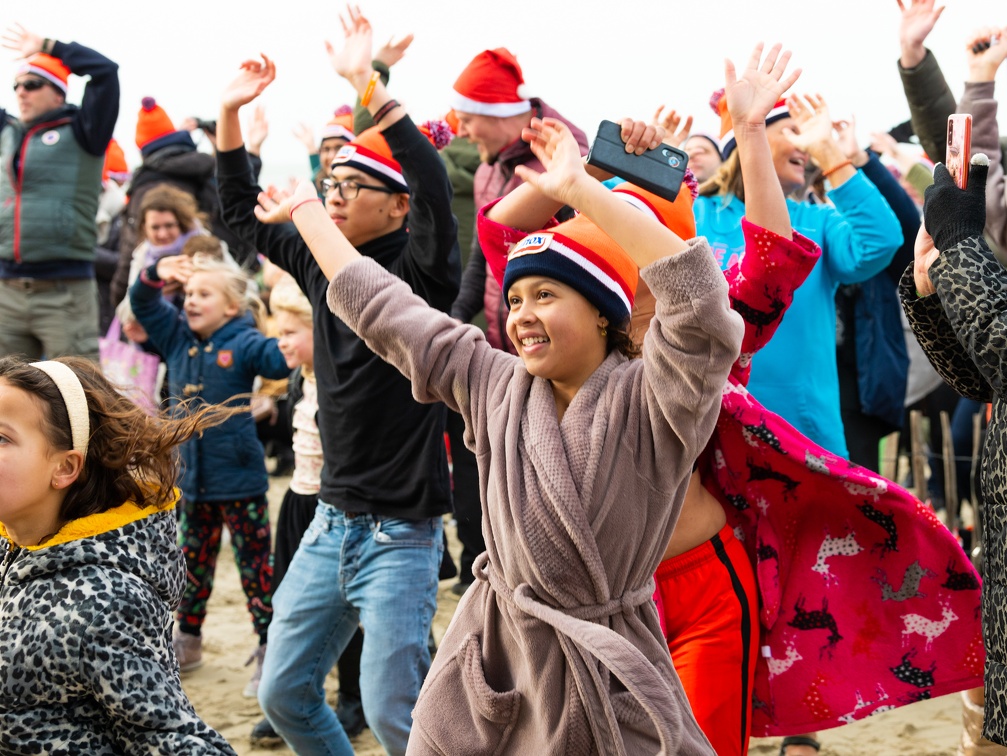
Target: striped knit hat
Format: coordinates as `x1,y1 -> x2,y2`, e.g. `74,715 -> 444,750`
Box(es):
712,88 -> 790,160
320,105 -> 355,144
501,180 -> 695,325
331,121 -> 453,194
450,48 -> 532,117
16,53 -> 70,94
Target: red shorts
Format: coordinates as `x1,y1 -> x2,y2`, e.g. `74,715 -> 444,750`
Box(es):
654,523 -> 758,756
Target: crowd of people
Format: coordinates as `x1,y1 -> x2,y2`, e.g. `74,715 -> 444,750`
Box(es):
0,0 -> 1006,754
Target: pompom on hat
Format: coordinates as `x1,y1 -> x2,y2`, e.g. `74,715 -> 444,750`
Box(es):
16,53 -> 70,95
330,120 -> 453,194
712,88 -> 789,161
135,97 -> 195,157
320,105 -> 355,144
500,180 -> 696,326
450,48 -> 532,118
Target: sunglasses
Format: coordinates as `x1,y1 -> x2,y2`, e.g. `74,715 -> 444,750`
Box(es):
13,78 -> 47,93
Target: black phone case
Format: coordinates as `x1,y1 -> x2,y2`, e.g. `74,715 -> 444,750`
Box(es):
586,120 -> 689,201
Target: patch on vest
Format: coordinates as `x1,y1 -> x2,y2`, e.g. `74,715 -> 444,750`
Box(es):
216,350 -> 234,368
41,130 -> 61,146
509,233 -> 553,260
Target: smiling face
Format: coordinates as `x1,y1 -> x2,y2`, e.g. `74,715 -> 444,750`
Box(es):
324,167 -> 408,247
683,136 -> 723,184
274,310 -> 314,371
143,209 -> 182,247
454,110 -> 528,163
0,380 -> 70,545
505,275 -> 608,393
184,271 -> 240,339
766,118 -> 808,195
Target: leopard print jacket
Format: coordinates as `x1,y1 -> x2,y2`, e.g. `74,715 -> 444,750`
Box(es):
0,503 -> 236,755
900,235 -> 1007,745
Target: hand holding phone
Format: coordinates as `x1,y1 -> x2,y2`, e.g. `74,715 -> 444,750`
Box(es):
586,120 -> 689,201
946,114 -> 972,189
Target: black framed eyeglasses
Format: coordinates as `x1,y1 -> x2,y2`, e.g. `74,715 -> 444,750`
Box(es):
13,78 -> 47,93
321,178 -> 396,201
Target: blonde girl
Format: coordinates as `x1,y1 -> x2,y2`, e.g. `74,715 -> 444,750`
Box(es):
128,251 -> 289,692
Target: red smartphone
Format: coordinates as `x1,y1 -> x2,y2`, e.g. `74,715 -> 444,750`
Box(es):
947,114 -> 973,189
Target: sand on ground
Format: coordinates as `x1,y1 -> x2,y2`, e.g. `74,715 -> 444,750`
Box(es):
181,474 -> 974,755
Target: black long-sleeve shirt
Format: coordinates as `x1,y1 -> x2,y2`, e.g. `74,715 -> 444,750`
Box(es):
216,115 -> 460,519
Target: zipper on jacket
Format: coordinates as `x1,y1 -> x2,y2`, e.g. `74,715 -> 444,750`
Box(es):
12,117 -> 73,263
0,542 -> 22,592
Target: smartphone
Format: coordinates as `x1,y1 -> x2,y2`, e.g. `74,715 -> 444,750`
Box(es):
586,120 -> 689,201
946,114 -> 973,189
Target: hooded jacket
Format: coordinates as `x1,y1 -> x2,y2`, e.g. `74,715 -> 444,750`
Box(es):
0,499 -> 235,754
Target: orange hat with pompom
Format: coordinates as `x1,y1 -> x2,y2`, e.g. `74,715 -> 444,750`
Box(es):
320,105 -> 355,144
102,138 -> 129,183
135,97 -> 195,157
330,120 -> 453,193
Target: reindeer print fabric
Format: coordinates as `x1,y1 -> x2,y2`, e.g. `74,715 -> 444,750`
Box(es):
900,235 -> 1007,744
694,222 -> 984,737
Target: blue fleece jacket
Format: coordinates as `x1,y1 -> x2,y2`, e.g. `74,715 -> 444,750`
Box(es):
693,170 -> 902,457
129,270 -> 289,501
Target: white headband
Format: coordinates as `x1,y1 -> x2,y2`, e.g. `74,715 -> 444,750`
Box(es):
30,361 -> 89,456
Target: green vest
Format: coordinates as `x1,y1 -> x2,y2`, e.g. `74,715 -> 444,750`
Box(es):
0,113 -> 103,264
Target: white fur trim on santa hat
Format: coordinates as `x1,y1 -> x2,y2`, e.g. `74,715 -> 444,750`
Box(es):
449,90 -> 532,118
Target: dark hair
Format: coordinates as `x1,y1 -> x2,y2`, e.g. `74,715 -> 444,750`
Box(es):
607,318 -> 640,359
0,356 -> 243,523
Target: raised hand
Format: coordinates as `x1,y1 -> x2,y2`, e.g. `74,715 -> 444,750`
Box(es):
221,55 -> 276,111
782,93 -> 834,153
833,115 -> 868,165
965,25 -> 1007,82
1,23 -> 44,59
247,105 -> 269,155
254,180 -> 318,225
375,33 -> 414,68
725,42 -> 801,131
292,122 -> 317,154
621,118 -> 665,155
898,0 -> 945,68
652,106 -> 693,148
325,5 -> 374,90
155,255 -> 195,286
514,118 -> 591,207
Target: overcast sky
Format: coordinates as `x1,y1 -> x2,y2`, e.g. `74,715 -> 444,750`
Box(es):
3,0 -> 1003,185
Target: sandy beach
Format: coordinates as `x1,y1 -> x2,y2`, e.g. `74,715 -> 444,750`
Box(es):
182,474 -> 972,755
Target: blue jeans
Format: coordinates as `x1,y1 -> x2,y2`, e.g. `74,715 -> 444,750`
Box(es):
259,503 -> 443,756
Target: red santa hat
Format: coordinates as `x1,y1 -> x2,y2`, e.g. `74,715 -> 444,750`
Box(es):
16,53 -> 70,95
450,48 -> 532,118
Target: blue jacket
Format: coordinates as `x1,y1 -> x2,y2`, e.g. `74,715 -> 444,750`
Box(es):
693,170 -> 902,458
129,271 -> 288,501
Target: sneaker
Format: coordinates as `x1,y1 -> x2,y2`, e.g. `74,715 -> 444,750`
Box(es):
243,643 -> 266,699
172,631 -> 203,673
336,693 -> 367,738
249,717 -> 284,748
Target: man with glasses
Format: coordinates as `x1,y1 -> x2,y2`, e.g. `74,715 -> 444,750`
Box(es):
0,24 -> 118,360
214,28 -> 460,752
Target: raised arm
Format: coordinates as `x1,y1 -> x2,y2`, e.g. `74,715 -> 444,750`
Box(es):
727,42 -> 801,237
